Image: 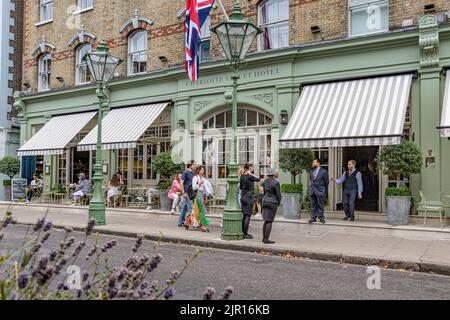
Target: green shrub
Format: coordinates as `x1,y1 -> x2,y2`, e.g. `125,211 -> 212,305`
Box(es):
281,184 -> 303,193
151,152 -> 184,180
2,180 -> 11,187
376,140 -> 422,189
0,156 -> 20,180
279,148 -> 314,184
385,187 -> 411,196
158,181 -> 172,190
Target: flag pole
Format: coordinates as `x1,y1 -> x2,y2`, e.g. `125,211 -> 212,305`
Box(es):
216,0 -> 229,21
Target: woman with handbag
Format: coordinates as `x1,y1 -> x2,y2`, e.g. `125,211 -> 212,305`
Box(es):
184,166 -> 209,232
168,172 -> 183,214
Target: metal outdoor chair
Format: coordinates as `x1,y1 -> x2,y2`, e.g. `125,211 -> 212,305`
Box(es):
418,191 -> 446,228
40,186 -> 54,204
438,191 -> 450,225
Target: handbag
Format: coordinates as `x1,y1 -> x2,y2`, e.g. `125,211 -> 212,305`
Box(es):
187,186 -> 196,200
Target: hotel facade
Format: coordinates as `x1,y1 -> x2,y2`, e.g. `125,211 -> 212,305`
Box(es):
14,0 -> 450,212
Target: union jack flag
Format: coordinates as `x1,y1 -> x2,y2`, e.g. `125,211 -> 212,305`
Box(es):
185,0 -> 214,81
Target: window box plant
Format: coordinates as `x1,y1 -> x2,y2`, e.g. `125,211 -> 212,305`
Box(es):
279,148 -> 314,219
376,140 -> 422,225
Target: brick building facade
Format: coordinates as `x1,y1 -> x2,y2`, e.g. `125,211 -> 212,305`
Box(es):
0,0 -> 23,199
13,1 -> 450,216
22,0 -> 450,92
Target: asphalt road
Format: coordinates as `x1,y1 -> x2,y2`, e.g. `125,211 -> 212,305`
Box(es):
2,225 -> 450,300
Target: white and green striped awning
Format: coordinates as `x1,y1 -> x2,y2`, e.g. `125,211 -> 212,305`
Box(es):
77,103 -> 169,151
439,72 -> 450,137
280,74 -> 413,148
17,112 -> 97,156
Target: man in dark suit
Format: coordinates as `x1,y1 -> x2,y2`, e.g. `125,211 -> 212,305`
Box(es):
309,158 -> 329,224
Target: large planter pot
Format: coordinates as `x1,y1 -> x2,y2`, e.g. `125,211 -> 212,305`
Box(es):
386,196 -> 411,225
281,192 -> 303,219
4,188 -> 11,202
159,190 -> 171,211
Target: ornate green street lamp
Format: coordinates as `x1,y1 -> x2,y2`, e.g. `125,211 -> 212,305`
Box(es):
211,2 -> 262,240
83,41 -> 122,225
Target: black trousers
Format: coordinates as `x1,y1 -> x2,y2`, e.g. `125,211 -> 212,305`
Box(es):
310,194 -> 325,219
343,189 -> 357,219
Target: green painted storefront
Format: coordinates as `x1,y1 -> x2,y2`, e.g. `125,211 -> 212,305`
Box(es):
15,16 -> 450,213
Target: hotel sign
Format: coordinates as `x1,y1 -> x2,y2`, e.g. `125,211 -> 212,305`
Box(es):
182,67 -> 281,88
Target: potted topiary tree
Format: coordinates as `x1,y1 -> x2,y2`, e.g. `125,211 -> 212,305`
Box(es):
151,152 -> 184,211
0,156 -> 20,201
279,148 -> 314,219
376,140 -> 423,225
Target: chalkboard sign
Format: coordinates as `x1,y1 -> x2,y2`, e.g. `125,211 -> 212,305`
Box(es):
11,179 -> 27,201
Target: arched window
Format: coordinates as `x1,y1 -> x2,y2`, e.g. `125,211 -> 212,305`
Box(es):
38,53 -> 51,91
75,44 -> 91,85
128,30 -> 148,75
202,108 -> 272,129
258,0 -> 289,51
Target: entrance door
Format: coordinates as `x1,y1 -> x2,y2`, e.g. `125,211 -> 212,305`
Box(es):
340,146 -> 379,211
70,149 -> 90,183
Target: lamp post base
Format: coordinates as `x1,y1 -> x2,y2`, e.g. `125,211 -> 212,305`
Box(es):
89,201 -> 106,226
221,208 -> 244,240
221,163 -> 243,241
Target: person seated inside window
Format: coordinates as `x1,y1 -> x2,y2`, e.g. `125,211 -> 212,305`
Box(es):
71,173 -> 91,206
26,174 -> 43,204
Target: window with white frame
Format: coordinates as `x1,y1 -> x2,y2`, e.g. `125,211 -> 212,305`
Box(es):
40,0 -> 53,22
128,30 -> 148,75
349,0 -> 389,36
75,44 -> 91,85
258,0 -> 289,51
38,53 -> 51,91
78,0 -> 93,10
200,16 -> 211,62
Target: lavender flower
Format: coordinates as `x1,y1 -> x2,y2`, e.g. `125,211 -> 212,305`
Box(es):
43,221 -> 53,232
132,235 -> 144,252
72,241 -> 86,257
220,286 -> 234,300
41,232 -> 51,243
164,287 -> 176,299
48,250 -> 57,262
33,218 -> 45,231
202,287 -> 216,300
17,273 -> 29,289
147,253 -> 162,272
86,219 -> 96,236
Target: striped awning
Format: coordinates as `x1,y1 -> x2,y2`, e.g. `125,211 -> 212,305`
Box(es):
280,75 -> 413,148
439,72 -> 450,137
77,103 -> 169,151
17,112 -> 97,156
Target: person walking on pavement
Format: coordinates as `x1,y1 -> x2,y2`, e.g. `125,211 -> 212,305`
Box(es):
240,162 -> 261,239
177,160 -> 197,227
330,160 -> 363,221
309,158 -> 329,224
261,168 -> 281,244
